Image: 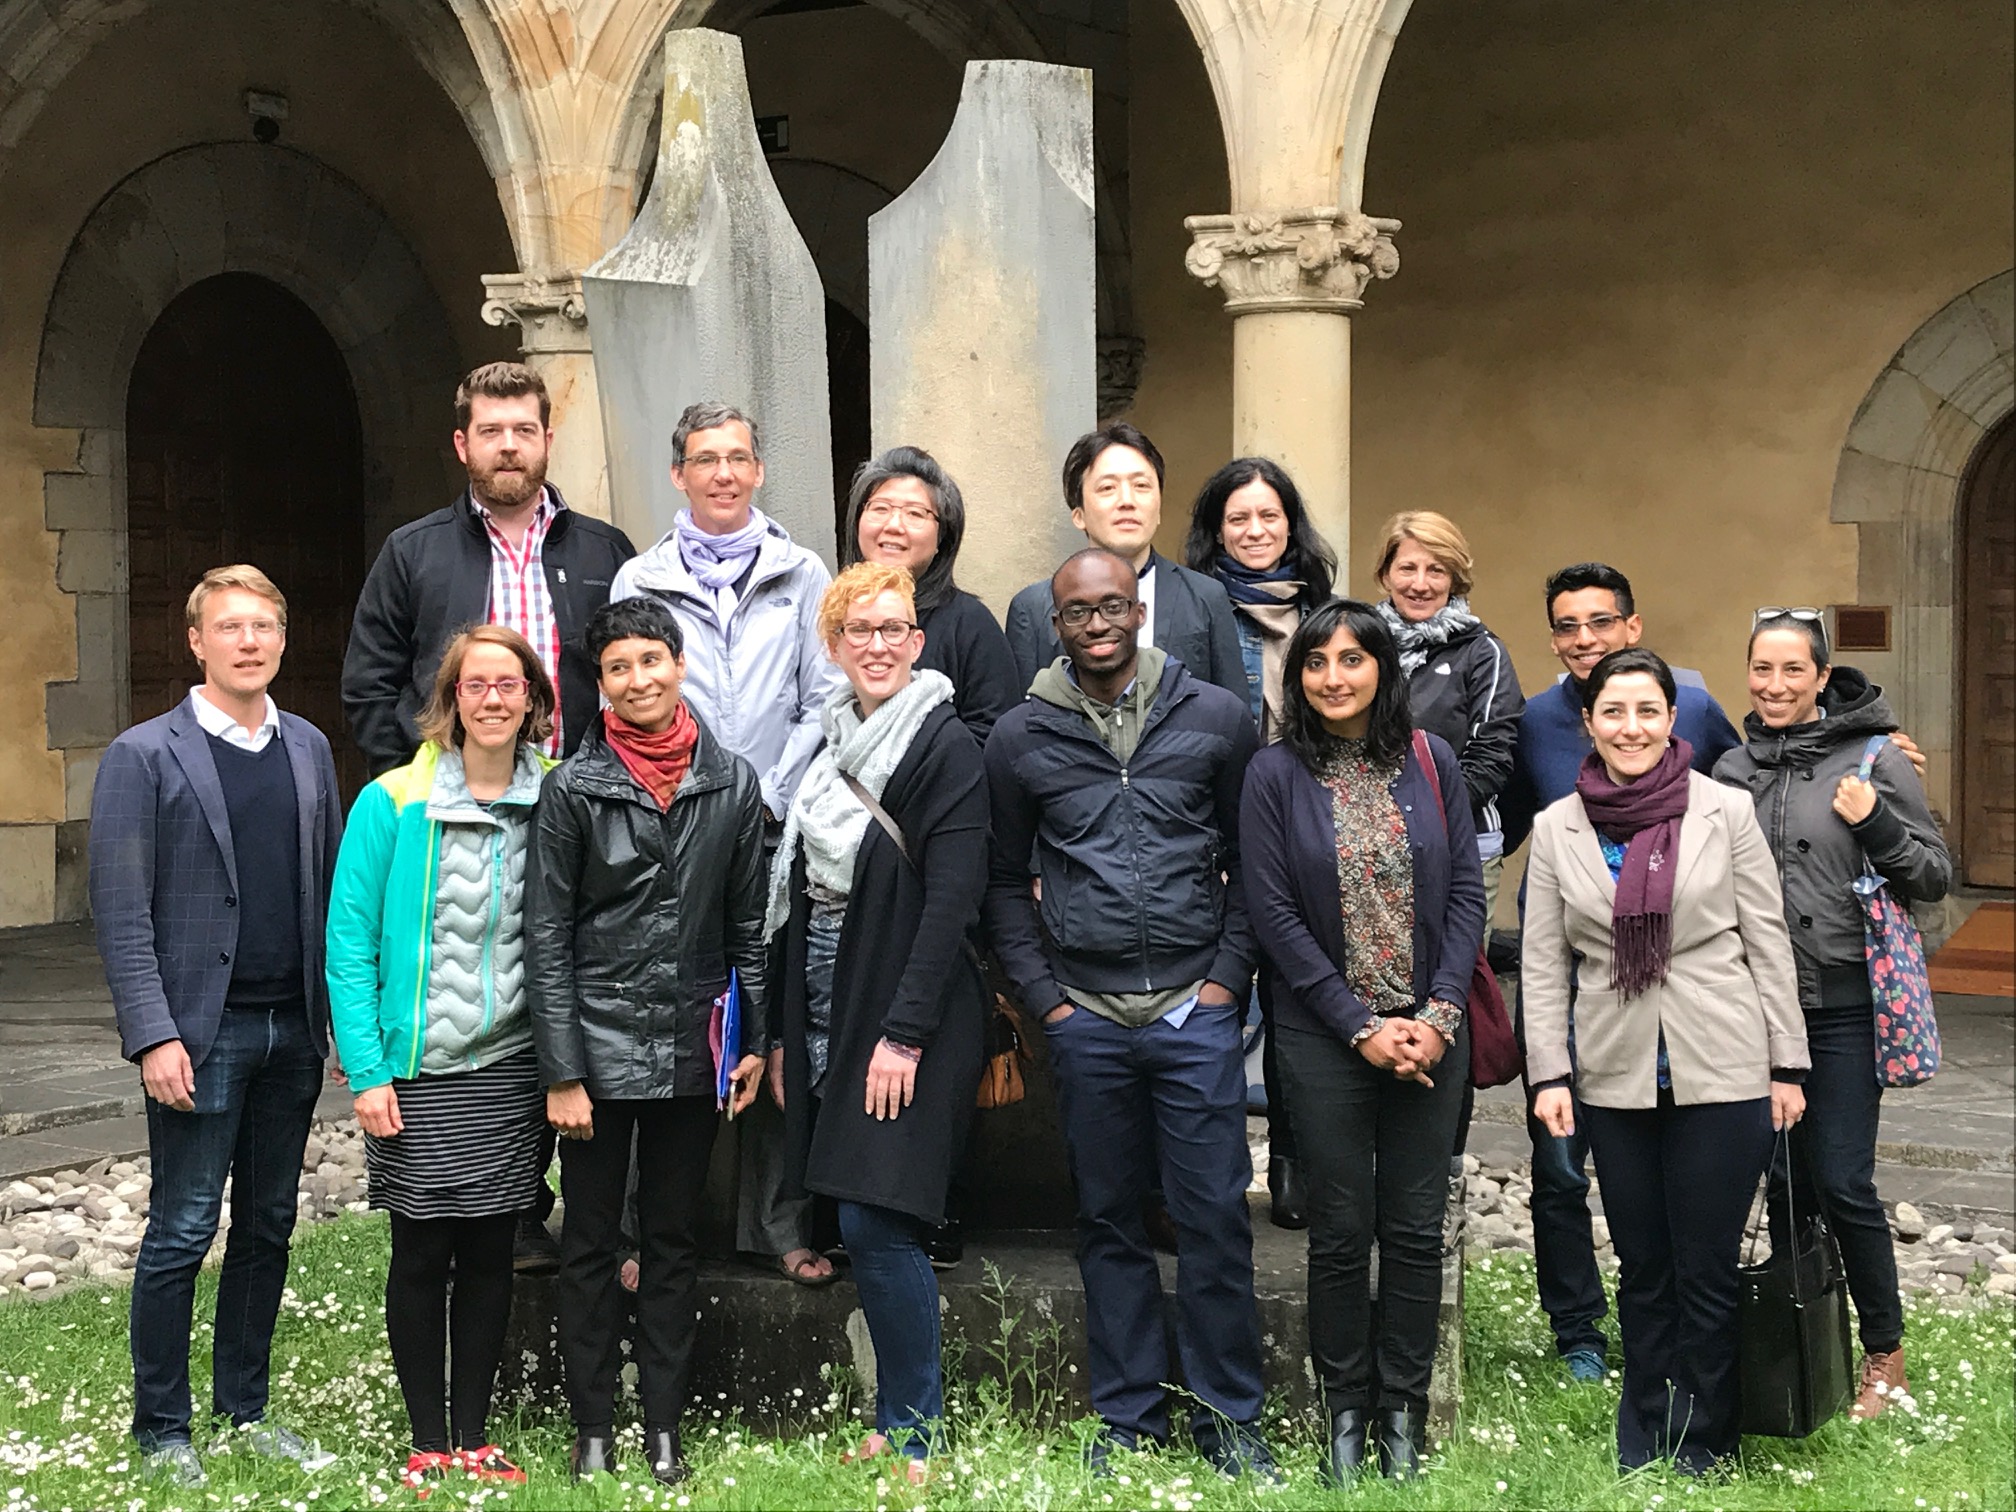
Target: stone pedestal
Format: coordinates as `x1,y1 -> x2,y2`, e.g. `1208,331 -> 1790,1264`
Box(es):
582,31 -> 834,560
868,59 -> 1095,616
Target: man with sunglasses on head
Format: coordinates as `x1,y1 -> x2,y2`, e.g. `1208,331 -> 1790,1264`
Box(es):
983,549 -> 1277,1484
609,399 -> 845,1287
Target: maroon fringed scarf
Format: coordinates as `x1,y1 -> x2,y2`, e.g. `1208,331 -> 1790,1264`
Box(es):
1574,738 -> 1694,998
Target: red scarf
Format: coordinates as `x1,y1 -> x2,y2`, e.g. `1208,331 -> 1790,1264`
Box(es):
603,703 -> 698,810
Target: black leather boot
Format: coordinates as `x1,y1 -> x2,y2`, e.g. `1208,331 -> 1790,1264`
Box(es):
570,1432 -> 616,1481
1320,1407 -> 1367,1485
1374,1404 -> 1426,1481
644,1428 -> 688,1487
1268,1155 -> 1308,1230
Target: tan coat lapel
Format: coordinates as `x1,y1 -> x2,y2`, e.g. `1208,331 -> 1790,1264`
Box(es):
1559,794 -> 1617,906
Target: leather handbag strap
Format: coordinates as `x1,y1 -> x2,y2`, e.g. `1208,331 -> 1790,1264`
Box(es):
840,770 -> 912,866
1412,729 -> 1446,823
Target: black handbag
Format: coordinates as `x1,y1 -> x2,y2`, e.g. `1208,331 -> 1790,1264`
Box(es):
1737,1133 -> 1855,1437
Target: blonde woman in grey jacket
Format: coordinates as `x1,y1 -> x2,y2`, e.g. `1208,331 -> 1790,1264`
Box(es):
1524,648 -> 1808,1476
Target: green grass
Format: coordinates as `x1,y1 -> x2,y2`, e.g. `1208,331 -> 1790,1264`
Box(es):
1,1214 -> 2011,1510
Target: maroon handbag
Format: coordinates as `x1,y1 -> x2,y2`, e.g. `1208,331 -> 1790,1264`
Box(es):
1411,730 -> 1523,1089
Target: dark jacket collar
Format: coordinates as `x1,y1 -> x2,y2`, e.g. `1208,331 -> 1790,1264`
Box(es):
1021,654 -> 1199,747
452,483 -> 574,540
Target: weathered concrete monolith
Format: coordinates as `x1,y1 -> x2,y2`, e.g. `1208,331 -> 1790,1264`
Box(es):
583,31 -> 834,560
869,59 -> 1095,615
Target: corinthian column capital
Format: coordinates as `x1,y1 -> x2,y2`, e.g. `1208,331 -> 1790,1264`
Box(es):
1182,207 -> 1400,314
480,272 -> 590,355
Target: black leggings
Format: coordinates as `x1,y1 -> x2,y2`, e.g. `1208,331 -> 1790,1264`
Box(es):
386,1212 -> 517,1453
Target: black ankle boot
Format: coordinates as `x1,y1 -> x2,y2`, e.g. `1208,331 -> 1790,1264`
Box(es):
1320,1407 -> 1367,1485
1374,1404 -> 1425,1481
1268,1155 -> 1308,1230
570,1432 -> 616,1481
644,1428 -> 688,1487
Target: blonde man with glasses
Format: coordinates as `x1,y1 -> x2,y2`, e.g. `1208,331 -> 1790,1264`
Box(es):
89,566 -> 343,1487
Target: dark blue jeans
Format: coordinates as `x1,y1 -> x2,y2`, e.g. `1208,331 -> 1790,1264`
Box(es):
1526,1090 -> 1610,1358
130,1003 -> 322,1449
1042,999 -> 1265,1444
1582,1092 -> 1773,1474
837,1201 -> 942,1457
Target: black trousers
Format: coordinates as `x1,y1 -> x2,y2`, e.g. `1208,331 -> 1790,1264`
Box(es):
1278,1019 -> 1468,1415
1771,1002 -> 1903,1354
1256,967 -> 1295,1161
557,1096 -> 719,1434
1582,1091 -> 1772,1473
385,1213 -> 517,1452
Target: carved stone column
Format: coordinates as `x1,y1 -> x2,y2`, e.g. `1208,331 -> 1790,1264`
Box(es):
1184,207 -> 1399,580
480,273 -> 613,524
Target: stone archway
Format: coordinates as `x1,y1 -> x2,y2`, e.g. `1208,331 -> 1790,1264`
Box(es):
34,142 -> 459,912
1828,269 -> 2015,827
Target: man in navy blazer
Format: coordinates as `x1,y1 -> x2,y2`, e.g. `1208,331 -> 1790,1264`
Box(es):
89,564 -> 341,1487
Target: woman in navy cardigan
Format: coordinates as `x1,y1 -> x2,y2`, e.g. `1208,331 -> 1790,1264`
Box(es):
1239,598 -> 1486,1485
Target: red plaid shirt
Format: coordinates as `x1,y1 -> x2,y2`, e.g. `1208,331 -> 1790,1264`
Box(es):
477,489 -> 563,758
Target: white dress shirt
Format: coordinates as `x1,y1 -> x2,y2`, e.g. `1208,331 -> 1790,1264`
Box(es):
188,687 -> 280,753
1137,557 -> 1159,649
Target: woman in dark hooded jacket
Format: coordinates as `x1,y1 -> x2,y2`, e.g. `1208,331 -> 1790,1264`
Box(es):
1714,609 -> 1950,1424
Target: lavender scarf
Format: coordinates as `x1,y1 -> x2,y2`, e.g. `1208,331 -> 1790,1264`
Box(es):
675,506 -> 771,591
1574,738 -> 1694,999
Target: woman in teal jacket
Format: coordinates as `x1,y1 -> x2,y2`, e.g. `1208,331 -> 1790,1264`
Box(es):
326,625 -> 556,1492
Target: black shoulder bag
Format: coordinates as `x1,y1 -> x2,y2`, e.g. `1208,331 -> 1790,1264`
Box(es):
1738,1130 -> 1855,1436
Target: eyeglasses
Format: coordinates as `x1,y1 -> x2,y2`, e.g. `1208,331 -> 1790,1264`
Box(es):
1550,612 -> 1627,640
860,501 -> 939,529
836,620 -> 917,649
1752,606 -> 1830,649
1053,597 -> 1137,629
456,677 -> 531,701
680,450 -> 758,474
209,619 -> 283,639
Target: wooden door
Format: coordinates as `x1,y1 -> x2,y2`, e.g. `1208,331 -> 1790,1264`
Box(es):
126,273 -> 369,801
1960,412 -> 2016,889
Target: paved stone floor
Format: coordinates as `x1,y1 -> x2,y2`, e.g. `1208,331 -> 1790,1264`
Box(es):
3,919 -> 2012,1217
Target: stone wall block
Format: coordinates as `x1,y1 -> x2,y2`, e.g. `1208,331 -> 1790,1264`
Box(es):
34,250 -> 147,428
44,469 -> 116,533
297,163 -> 385,289
0,825 -> 56,930
53,819 -> 88,923
63,748 -> 103,823
54,530 -> 126,596
1967,275 -> 2014,361
44,679 -> 119,753
137,149 -> 228,272
1897,297 -> 2004,397
1847,369 -> 1947,469
78,186 -> 183,316
583,30 -> 834,559
332,226 -> 427,345
869,59 -> 1096,614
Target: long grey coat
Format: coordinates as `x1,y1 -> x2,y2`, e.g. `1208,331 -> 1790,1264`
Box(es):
1713,667 -> 1951,1011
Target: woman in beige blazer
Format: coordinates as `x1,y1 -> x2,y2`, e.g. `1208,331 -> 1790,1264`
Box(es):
1524,648 -> 1808,1476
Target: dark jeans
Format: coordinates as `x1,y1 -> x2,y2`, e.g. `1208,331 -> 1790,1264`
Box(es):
130,1002 -> 322,1449
1043,999 -> 1265,1442
1770,1002 -> 1902,1354
1256,969 -> 1294,1161
385,1213 -> 517,1452
1526,1087 -> 1609,1358
837,1201 -> 942,1456
558,1096 -> 718,1434
1583,1092 -> 1773,1473
1278,1020 -> 1468,1415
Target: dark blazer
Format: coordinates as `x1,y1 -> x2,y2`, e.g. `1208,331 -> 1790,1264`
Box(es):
1002,550 -> 1246,697
779,703 -> 990,1225
1239,733 -> 1484,1044
341,487 -> 637,774
983,660 -> 1259,1014
917,589 -> 1021,744
88,699 -> 342,1068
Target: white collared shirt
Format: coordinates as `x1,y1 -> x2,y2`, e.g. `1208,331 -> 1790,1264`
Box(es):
1138,557 -> 1159,649
188,687 -> 280,753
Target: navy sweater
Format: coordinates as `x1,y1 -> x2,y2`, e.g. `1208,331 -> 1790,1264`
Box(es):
206,734 -> 303,1005
1239,733 -> 1486,1044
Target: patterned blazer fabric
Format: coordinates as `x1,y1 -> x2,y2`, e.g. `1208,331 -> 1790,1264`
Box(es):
88,699 -> 342,1068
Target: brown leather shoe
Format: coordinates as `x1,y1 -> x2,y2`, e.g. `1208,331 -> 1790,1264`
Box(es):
1849,1347 -> 1907,1420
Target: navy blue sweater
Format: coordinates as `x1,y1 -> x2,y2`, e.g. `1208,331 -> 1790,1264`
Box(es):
1239,733 -> 1486,1044
206,734 -> 303,1005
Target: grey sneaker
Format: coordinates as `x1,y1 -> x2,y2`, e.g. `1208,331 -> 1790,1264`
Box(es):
142,1442 -> 208,1487
240,1420 -> 337,1471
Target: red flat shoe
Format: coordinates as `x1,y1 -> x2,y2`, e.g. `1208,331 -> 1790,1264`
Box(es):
402,1451 -> 454,1497
453,1446 -> 528,1484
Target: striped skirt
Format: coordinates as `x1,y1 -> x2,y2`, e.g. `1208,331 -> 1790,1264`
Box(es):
364,1048 -> 547,1220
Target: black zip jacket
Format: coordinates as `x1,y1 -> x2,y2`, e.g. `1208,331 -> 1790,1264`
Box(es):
981,659 -> 1259,1016
1403,620 -> 1524,829
341,487 -> 636,774
525,711 -> 769,1099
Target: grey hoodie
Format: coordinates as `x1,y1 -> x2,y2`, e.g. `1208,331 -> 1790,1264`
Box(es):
1714,667 -> 1951,1010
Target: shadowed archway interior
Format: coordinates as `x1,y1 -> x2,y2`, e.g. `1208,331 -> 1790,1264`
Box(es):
125,273 -> 369,798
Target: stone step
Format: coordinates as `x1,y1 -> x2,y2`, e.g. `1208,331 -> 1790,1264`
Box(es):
0,1082 -> 355,1181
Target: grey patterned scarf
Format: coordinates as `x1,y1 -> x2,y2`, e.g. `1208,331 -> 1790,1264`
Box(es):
1375,596 -> 1481,678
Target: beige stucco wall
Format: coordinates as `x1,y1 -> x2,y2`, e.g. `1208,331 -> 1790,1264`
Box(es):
0,0 -> 514,920
1132,0 -> 2014,727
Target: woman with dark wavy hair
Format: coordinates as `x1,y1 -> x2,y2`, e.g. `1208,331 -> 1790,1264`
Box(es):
841,445 -> 1020,743
1238,598 -> 1485,1484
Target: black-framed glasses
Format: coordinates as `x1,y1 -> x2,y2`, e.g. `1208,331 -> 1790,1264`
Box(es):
1053,597 -> 1137,629
1752,605 -> 1830,650
1549,612 -> 1627,639
836,619 -> 917,649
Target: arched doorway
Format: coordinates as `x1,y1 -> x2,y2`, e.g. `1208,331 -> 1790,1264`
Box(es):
1959,412 -> 2015,889
126,273 -> 369,796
